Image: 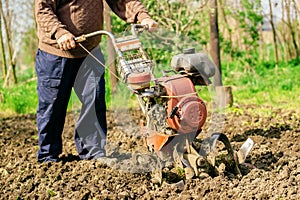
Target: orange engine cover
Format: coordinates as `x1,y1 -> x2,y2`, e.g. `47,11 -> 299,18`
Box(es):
162,75 -> 207,134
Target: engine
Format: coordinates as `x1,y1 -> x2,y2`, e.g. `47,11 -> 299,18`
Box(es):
157,75 -> 207,134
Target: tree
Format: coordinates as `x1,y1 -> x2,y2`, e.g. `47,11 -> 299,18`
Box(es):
0,0 -> 34,87
0,0 -> 17,86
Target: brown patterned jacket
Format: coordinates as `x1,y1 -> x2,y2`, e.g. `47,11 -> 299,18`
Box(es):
35,0 -> 151,58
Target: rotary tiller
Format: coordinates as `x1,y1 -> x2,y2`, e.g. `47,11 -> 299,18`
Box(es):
75,24 -> 254,178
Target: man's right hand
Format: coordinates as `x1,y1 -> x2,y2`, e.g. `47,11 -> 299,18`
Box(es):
57,33 -> 76,50
141,18 -> 158,32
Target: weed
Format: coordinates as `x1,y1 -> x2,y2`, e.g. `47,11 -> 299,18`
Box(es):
47,189 -> 57,197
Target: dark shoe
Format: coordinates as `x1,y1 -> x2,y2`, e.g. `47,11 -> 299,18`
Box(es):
38,156 -> 60,164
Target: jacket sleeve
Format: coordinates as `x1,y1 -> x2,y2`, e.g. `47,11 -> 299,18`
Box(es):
105,0 -> 151,23
35,0 -> 70,41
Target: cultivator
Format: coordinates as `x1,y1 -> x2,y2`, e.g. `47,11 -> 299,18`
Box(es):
75,25 -> 254,178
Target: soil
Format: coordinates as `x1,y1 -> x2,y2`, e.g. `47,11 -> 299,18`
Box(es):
0,104 -> 299,200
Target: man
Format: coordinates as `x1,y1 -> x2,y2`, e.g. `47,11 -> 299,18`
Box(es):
35,0 -> 157,163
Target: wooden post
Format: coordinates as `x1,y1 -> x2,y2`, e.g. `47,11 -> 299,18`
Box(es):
215,86 -> 233,108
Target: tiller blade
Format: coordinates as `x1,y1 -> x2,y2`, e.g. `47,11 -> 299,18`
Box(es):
188,133 -> 255,178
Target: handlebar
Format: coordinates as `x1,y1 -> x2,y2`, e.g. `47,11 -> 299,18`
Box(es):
74,24 -> 148,58
74,30 -> 115,43
74,24 -> 148,43
74,30 -> 123,57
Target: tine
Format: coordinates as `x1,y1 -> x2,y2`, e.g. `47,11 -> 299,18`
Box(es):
199,133 -> 221,157
237,138 -> 254,164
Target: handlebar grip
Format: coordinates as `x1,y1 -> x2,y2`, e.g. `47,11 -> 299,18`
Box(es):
133,24 -> 147,29
131,24 -> 148,36
74,35 -> 86,43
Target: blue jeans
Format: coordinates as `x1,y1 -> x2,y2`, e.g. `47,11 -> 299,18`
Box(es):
35,47 -> 107,162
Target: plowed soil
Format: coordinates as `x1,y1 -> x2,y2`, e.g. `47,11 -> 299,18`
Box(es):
0,104 -> 299,200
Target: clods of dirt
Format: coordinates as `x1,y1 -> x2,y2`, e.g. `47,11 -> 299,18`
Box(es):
0,105 -> 299,199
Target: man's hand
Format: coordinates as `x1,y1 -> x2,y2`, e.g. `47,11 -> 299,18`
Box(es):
57,33 -> 76,50
141,18 -> 158,32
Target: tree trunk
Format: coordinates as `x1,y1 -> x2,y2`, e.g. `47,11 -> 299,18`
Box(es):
219,0 -> 233,62
286,0 -> 300,58
104,2 -> 117,93
0,8 -> 7,80
1,0 -> 17,86
209,0 -> 233,108
258,0 -> 264,61
268,0 -> 279,70
209,0 -> 222,86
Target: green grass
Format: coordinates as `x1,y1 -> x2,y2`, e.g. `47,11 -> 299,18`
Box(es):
0,79 -> 38,116
0,57 -> 299,117
222,59 -> 300,112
